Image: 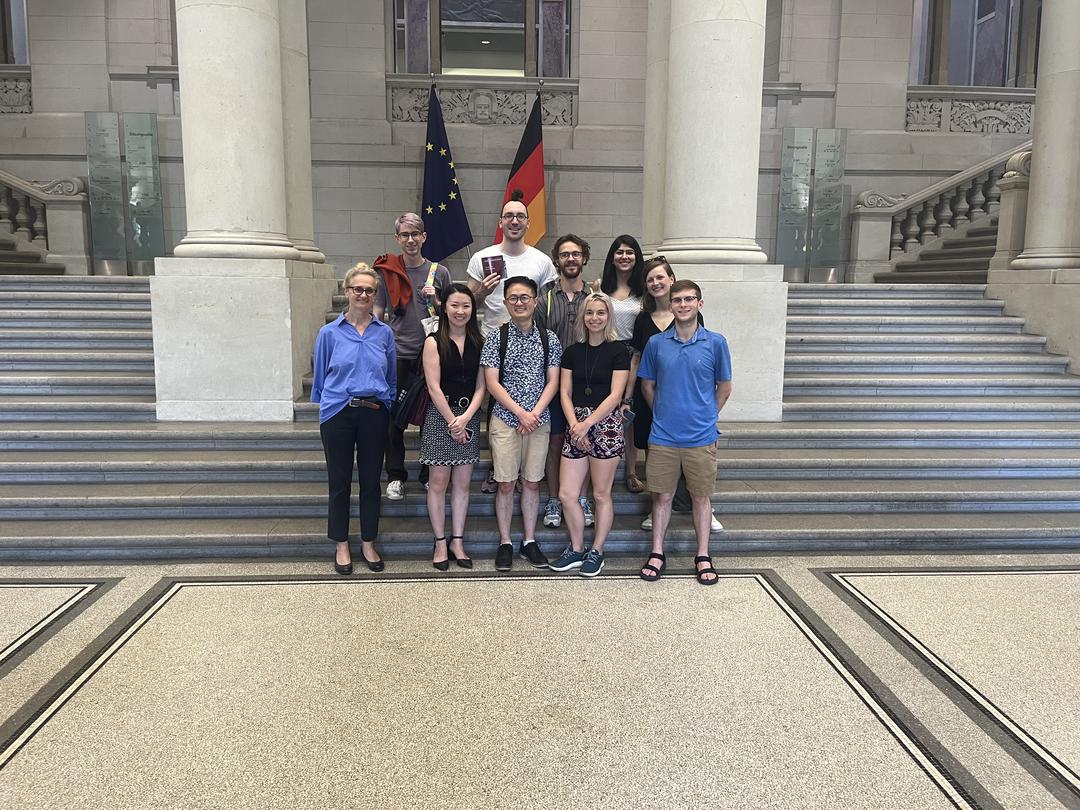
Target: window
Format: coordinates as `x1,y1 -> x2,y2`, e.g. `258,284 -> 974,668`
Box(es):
394,0 -> 570,78
0,0 -> 28,64
913,0 -> 1043,87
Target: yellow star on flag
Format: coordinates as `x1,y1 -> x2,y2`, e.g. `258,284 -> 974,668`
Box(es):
439,202 -> 447,212
449,191 -> 457,200
425,205 -> 434,214
448,161 -> 454,169
426,142 -> 433,151
439,148 -> 447,156
452,178 -> 458,185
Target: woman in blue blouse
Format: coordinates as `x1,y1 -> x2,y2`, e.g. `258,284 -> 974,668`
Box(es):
311,263 -> 397,574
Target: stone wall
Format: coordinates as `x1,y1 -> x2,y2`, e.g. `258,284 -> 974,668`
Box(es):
0,0 -> 1033,281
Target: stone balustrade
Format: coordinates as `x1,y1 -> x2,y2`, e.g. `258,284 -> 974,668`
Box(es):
0,171 -> 91,274
988,150 -> 1032,273
848,141 -> 1031,282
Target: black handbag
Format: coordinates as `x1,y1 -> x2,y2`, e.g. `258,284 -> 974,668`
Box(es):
391,375 -> 430,430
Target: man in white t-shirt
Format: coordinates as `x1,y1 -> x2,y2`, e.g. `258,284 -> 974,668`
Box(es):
466,193 -> 557,335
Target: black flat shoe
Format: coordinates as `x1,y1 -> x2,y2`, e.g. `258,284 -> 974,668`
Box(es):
360,542 -> 385,572
448,535 -> 473,569
334,561 -> 352,575
433,536 -> 449,571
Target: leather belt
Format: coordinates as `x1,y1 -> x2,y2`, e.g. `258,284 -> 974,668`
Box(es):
348,397 -> 382,409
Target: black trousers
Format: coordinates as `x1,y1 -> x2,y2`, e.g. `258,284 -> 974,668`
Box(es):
385,356 -> 428,484
320,403 -> 389,542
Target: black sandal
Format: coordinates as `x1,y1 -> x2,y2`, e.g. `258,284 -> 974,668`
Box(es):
433,536 -> 449,571
448,535 -> 473,569
639,552 -> 666,582
694,555 -> 719,586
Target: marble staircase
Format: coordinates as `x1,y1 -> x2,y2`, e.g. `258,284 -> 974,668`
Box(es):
3,277 -> 1080,559
874,223 -> 998,284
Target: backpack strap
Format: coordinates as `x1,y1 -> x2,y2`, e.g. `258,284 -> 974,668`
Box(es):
497,322 -> 510,387
425,262 -> 438,318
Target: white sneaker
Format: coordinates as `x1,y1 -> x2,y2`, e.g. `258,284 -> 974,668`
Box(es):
641,513 -> 721,531
385,480 -> 404,500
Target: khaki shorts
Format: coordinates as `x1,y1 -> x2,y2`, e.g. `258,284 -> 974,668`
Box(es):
646,442 -> 718,498
489,414 -> 551,483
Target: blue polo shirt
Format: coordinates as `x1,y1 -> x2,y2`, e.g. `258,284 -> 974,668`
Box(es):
311,314 -> 397,423
637,324 -> 732,448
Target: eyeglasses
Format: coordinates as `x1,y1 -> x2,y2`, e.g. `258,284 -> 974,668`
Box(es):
501,212 -> 528,221
448,426 -> 475,441
558,250 -> 584,260
346,286 -> 377,296
670,295 -> 700,305
651,255 -> 667,263
505,294 -> 535,304
396,231 -> 424,240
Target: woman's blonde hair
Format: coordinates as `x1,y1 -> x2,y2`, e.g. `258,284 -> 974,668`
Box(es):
343,263 -> 379,289
573,291 -> 618,344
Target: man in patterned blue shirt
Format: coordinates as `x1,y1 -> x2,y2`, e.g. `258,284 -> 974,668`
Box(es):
481,276 -> 563,571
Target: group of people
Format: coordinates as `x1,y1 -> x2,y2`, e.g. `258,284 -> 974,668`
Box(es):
310,195 -> 732,585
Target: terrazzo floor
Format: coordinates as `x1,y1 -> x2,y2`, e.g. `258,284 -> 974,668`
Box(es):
0,552 -> 1078,809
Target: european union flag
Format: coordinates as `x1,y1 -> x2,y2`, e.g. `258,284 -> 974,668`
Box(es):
421,85 -> 473,263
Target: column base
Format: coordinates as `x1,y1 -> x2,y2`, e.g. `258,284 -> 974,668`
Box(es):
694,266 -> 787,422
292,238 -> 327,264
656,237 -> 768,265
151,257 -> 337,421
175,230 -> 302,260
1010,249 -> 1080,271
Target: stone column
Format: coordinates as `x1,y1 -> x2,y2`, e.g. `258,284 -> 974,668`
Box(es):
654,0 -> 786,421
640,0 -> 670,255
657,0 -> 768,265
1011,0 -> 1080,271
279,0 -> 326,264
172,0 -> 298,259
152,0 -> 335,421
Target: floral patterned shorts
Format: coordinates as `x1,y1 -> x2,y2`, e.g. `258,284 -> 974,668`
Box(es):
561,407 -> 625,460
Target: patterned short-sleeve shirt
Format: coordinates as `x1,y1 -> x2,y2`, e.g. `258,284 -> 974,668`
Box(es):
480,321 -> 563,428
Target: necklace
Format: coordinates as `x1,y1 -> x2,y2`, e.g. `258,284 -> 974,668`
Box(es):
582,342 -> 604,397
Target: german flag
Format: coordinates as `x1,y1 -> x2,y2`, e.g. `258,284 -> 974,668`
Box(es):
495,94 -> 545,246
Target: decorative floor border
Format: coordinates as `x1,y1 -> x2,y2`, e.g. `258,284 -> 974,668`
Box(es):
0,579 -> 113,678
0,570 -> 983,807
822,566 -> 1080,804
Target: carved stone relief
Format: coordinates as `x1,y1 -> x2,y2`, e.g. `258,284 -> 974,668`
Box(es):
0,79 -> 32,114
906,96 -> 1033,134
390,86 -> 575,126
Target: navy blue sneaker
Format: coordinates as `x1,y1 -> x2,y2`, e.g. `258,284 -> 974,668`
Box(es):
548,546 -> 586,572
579,548 -> 605,578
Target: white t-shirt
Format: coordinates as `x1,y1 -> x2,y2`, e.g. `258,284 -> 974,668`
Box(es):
467,243 -> 557,333
609,294 -> 643,341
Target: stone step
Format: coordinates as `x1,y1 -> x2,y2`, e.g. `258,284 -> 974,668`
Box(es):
4,478 -> 1080,520
10,420 -> 1080,452
785,315 -> 1021,333
0,291 -> 150,310
787,283 -> 987,299
0,263 -> 66,275
916,244 -> 997,261
0,350 -> 155,372
784,353 -> 1068,374
965,224 -> 998,238
0,328 -> 153,349
786,298 -> 1004,316
783,374 -> 1080,397
0,249 -> 47,263
0,398 -> 157,421
0,371 -> 156,396
784,397 -> 1080,421
940,235 -> 998,249
0,309 -> 152,329
2,512 -> 1079,560
893,256 -> 991,273
786,333 -> 1047,353
0,275 -> 150,292
874,269 -> 988,284
5,446 -> 1080,483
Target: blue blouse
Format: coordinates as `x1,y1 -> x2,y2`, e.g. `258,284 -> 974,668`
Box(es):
311,314 -> 397,423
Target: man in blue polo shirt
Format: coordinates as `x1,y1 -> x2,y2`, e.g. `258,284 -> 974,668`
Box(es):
635,279 -> 732,586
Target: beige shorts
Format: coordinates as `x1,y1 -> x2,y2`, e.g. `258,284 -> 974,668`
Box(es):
645,442 -> 718,498
489,414 -> 551,483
